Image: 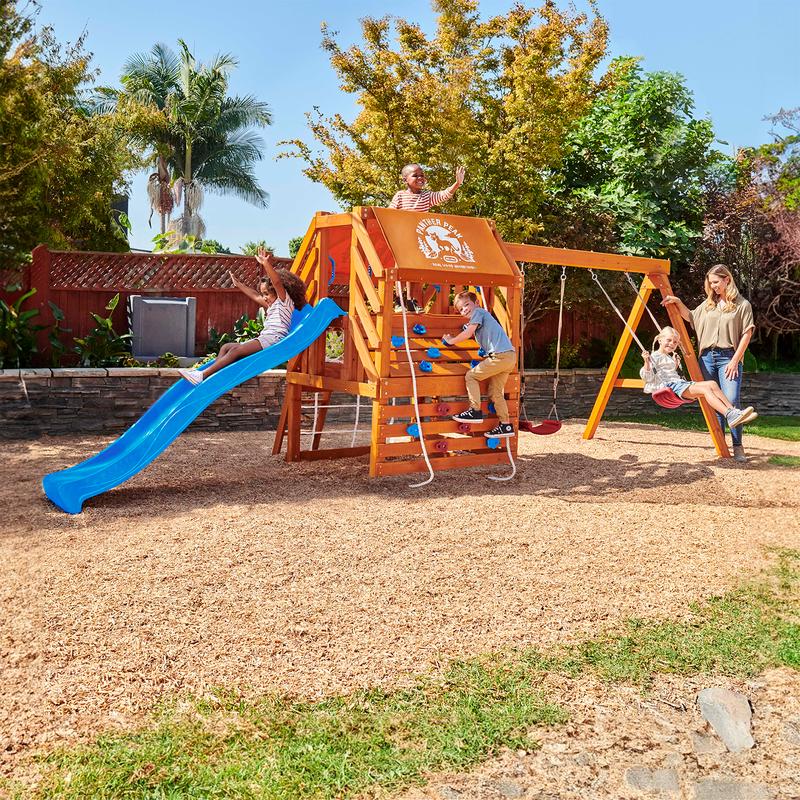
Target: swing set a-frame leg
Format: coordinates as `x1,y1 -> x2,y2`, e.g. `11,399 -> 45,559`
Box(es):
583,277 -> 654,441
648,274 -> 731,458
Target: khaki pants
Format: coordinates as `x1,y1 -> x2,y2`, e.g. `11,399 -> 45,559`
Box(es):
465,349 -> 516,423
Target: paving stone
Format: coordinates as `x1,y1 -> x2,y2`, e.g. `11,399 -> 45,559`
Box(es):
783,715 -> 800,747
697,688 -> 755,753
625,766 -> 680,794
692,778 -> 771,800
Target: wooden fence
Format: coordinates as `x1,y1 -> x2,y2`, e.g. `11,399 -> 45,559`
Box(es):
2,246 -> 621,366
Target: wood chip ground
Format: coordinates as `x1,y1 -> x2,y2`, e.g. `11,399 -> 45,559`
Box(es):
1,421 -> 798,791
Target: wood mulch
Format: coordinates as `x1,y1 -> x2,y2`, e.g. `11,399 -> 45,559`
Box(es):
1,421 -> 798,788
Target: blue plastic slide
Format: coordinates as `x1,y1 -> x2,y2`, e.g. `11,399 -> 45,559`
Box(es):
43,298 -> 346,514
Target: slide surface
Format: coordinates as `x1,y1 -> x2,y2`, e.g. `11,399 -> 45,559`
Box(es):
43,298 -> 346,513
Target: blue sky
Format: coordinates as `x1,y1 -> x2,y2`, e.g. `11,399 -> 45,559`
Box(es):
39,0 -> 799,254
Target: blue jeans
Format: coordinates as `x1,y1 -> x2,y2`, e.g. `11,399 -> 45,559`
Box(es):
699,347 -> 743,446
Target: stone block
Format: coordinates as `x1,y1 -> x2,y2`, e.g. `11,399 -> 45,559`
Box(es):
697,688 -> 755,752
692,779 -> 771,800
625,766 -> 680,794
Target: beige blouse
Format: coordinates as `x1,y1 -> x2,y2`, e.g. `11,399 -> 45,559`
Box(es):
690,296 -> 754,352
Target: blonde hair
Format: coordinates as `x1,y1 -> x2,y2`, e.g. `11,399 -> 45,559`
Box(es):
704,264 -> 740,312
653,326 -> 683,368
455,290 -> 478,305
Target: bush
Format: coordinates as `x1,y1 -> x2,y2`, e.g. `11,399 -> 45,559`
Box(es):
0,286 -> 44,368
73,294 -> 132,367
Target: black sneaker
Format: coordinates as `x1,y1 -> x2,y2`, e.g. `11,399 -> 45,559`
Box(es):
452,408 -> 483,424
484,423 -> 515,438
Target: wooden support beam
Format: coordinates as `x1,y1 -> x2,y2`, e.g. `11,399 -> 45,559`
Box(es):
583,277 -> 653,440
310,390 -> 332,451
298,445 -> 370,461
505,243 -> 670,275
285,381 -> 302,462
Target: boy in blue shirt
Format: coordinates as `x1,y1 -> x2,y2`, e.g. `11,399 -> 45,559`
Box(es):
443,291 -> 516,438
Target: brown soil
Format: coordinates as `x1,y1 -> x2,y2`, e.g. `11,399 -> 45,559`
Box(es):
1,421 -> 798,790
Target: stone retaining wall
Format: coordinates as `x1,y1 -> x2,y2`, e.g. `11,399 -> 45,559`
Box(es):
1,368 -> 797,439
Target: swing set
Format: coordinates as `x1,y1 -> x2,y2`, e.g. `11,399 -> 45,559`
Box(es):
271,209 -> 731,484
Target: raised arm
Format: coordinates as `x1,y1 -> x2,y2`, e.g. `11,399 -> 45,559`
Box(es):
661,294 -> 692,322
229,270 -> 270,310
255,248 -> 287,302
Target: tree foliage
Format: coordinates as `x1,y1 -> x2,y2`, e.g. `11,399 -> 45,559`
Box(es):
0,0 -> 142,265
284,0 -> 608,243
558,56 -> 722,264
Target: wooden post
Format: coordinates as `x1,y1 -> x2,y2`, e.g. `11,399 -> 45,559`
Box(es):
648,273 -> 731,458
285,381 -> 302,462
29,244 -> 53,362
583,277 -> 653,440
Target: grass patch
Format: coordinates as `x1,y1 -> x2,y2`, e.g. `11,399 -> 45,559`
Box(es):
607,412 -> 800,442
768,454 -> 800,468
28,551 -> 800,799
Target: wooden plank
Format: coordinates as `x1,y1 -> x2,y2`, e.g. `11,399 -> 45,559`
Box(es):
298,445 -> 371,461
390,361 -> 472,377
375,450 -> 512,477
351,249 -> 382,312
348,316 -> 380,381
390,347 -> 481,363
371,337 -> 476,352
351,214 -> 386,277
272,395 -> 289,455
378,398 -> 518,422
395,268 -> 517,286
377,434 -> 505,459
313,213 -> 352,228
353,291 -> 381,349
285,372 -> 377,397
379,414 -> 518,439
380,373 -> 521,398
583,280 -> 652,441
285,381 -> 302,462
505,243 -> 671,275
614,378 -> 645,388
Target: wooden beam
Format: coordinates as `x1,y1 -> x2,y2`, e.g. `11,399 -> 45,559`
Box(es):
298,445 -> 371,461
285,372 -> 377,397
505,243 -> 670,275
583,278 -> 653,440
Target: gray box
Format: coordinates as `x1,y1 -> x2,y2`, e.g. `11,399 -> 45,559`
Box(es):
129,296 -> 196,359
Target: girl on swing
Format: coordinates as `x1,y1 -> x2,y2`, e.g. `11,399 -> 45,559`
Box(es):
641,327 -> 758,430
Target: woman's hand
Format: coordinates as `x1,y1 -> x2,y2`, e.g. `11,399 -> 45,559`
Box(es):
724,360 -> 740,381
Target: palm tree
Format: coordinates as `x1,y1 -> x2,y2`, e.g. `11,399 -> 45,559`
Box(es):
98,40 -> 271,239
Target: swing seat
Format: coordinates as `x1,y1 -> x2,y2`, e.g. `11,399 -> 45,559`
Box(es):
520,418 -> 562,435
651,387 -> 693,409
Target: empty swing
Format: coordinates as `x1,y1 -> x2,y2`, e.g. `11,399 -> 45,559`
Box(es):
589,270 -> 693,410
520,266 -> 566,435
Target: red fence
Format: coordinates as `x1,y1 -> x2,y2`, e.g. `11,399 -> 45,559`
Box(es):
2,246 -> 621,366
5,246 -> 292,362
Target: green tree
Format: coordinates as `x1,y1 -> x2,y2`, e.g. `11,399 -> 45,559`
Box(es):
0,0 -> 142,266
241,240 -> 272,255
288,235 -> 303,258
99,40 -> 272,240
558,56 -> 722,264
283,0 -> 608,243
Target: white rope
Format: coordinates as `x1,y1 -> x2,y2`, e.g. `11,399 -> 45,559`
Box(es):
624,272 -> 663,333
590,269 -> 649,353
311,391 -> 320,444
548,266 -> 567,421
396,280 -> 435,488
488,437 -> 517,482
351,395 -> 361,447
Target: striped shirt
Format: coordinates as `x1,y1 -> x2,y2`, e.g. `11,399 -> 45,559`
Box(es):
258,295 -> 295,348
388,186 -> 458,212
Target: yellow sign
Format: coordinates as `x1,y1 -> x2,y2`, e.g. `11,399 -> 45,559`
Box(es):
371,208 -> 515,278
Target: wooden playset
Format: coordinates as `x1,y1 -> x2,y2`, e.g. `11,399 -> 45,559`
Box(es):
272,207 -> 730,477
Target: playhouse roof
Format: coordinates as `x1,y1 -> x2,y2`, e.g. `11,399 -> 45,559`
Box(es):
370,208 -> 520,285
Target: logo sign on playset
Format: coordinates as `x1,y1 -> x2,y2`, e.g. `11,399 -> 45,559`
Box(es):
416,218 -> 476,268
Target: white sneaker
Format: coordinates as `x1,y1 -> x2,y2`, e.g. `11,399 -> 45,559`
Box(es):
178,368 -> 203,386
726,407 -> 753,428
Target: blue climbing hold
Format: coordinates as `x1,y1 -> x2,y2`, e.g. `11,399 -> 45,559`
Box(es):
328,256 -> 336,285
426,347 -> 441,359
487,437 -> 500,449
407,424 -> 420,438
433,284 -> 441,291
471,359 -> 480,367
488,401 -> 496,414
391,336 -> 405,347
478,348 -> 487,357
412,323 -> 427,335
419,360 -> 433,372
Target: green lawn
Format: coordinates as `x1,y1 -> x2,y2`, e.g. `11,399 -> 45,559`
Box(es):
13,550 -> 799,800
607,413 -> 800,442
